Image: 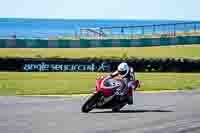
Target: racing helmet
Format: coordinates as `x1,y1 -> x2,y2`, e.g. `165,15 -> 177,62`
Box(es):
117,62 -> 129,77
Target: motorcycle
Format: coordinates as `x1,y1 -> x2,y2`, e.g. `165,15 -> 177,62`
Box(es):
81,75 -> 140,113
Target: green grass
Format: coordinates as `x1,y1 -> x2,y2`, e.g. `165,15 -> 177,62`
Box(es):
0,45 -> 200,59
0,72 -> 199,95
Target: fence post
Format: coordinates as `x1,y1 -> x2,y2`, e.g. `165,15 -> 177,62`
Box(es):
153,25 -> 156,34
142,26 -> 144,36
194,23 -> 197,33
173,24 -> 176,37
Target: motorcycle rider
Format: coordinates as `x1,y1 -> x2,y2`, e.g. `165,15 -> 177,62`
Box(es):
109,62 -> 136,103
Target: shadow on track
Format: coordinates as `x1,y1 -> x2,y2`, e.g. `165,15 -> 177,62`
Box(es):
91,109 -> 173,114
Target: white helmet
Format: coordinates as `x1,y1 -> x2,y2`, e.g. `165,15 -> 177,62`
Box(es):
117,62 -> 129,77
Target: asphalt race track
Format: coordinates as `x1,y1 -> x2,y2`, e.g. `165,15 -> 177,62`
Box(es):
1,90 -> 200,133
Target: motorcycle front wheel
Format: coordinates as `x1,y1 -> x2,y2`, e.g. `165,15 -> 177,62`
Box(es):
81,92 -> 100,113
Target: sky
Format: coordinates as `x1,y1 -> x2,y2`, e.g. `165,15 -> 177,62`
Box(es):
0,0 -> 199,20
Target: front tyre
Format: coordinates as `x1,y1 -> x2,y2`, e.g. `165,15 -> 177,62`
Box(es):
81,92 -> 99,113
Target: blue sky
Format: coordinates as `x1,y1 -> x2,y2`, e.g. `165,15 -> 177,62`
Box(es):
0,0 -> 199,20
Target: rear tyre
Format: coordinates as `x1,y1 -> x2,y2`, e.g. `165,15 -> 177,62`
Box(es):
81,93 -> 99,113
112,103 -> 126,112
112,107 -> 120,112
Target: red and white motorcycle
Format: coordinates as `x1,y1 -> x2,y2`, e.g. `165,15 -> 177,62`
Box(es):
81,75 -> 140,113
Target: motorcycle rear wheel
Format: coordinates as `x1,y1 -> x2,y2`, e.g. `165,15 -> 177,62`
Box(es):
112,103 -> 126,112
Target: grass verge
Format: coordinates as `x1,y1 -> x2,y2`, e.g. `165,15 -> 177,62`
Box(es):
0,45 -> 200,59
0,72 -> 199,96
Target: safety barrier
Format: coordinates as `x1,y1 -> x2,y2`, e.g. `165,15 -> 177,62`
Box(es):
0,36 -> 200,48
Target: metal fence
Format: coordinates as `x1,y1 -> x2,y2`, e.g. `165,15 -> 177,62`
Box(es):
1,21 -> 200,40
80,22 -> 200,39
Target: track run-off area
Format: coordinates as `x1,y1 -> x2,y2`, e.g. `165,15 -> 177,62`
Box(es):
0,90 -> 200,133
